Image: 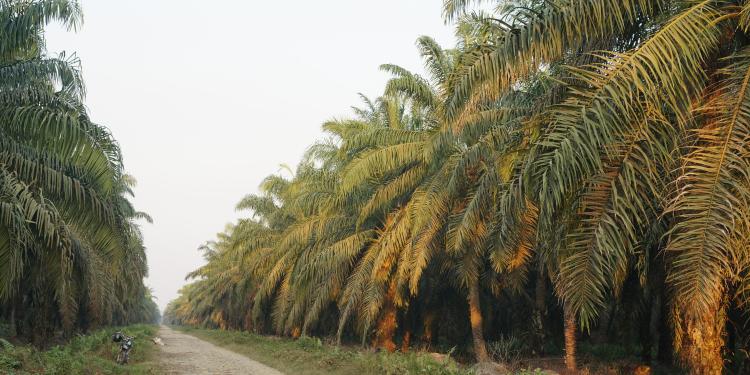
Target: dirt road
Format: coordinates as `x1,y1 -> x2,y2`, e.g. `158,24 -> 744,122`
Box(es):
157,325 -> 284,375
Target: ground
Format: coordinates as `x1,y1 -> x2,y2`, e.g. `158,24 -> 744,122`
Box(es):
164,326 -> 472,375
157,326 -> 283,375
0,325 -> 666,374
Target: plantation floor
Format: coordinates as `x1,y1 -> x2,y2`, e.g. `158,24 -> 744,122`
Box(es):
0,324 -> 161,374
157,325 -> 284,375
168,326 -> 473,375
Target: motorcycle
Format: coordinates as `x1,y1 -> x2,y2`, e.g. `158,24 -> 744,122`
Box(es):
112,331 -> 135,365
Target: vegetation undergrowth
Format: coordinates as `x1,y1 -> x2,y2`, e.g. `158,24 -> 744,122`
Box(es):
0,325 -> 160,375
175,325 -> 474,375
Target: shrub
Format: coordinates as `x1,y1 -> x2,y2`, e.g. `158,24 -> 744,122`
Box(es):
0,324 -> 158,374
488,334 -> 525,364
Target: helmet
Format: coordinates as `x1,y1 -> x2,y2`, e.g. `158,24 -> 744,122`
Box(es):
112,332 -> 124,342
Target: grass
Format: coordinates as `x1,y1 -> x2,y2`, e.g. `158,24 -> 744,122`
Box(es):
0,324 -> 161,374
174,325 -> 474,375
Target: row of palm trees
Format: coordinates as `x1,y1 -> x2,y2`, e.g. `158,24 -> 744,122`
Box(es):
165,0 -> 750,373
0,0 -> 159,343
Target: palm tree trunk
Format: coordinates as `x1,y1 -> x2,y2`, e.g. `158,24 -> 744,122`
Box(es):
564,307 -> 577,373
640,293 -> 658,363
605,302 -> 617,340
372,282 -> 398,352
243,310 -> 253,332
291,326 -> 301,338
422,311 -> 436,348
677,308 -> 725,375
533,271 -> 546,355
373,304 -> 398,352
401,330 -> 411,352
9,304 -> 16,337
467,279 -> 489,363
657,295 -> 673,364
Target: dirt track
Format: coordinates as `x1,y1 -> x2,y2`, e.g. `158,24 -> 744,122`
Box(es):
157,325 -> 284,375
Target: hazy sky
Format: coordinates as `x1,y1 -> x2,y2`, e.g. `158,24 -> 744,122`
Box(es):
45,1 -> 456,312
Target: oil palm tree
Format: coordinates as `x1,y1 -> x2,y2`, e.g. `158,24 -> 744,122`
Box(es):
167,1 -> 750,372
449,0 -> 750,372
0,0 -> 156,338
343,35 -> 535,362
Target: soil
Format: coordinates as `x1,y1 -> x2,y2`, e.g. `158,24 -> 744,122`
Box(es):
157,325 -> 284,375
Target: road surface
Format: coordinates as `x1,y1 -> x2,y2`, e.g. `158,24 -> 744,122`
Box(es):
157,325 -> 284,375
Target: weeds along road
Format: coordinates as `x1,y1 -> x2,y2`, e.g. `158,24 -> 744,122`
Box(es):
157,326 -> 284,375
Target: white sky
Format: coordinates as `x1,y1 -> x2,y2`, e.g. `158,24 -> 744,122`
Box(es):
45,0 -> 456,312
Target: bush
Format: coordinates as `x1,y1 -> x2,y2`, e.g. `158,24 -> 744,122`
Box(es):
296,335 -> 323,350
488,334 -> 526,364
367,351 -> 472,375
0,324 -> 158,374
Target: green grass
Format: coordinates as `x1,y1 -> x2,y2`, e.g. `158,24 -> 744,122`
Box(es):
0,324 -> 161,374
174,326 -> 473,375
